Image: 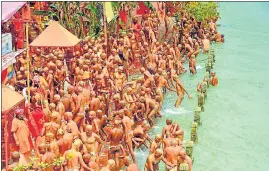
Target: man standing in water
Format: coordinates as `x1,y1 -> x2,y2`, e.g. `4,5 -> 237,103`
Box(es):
178,151 -> 192,171
211,72 -> 218,86
172,75 -> 192,108
163,139 -> 182,171
202,36 -> 210,53
122,109 -> 136,163
144,149 -> 175,171
150,134 -> 162,154
189,55 -> 197,74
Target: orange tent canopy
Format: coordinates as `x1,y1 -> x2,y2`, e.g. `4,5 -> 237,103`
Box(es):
2,85 -> 25,112
30,21 -> 80,47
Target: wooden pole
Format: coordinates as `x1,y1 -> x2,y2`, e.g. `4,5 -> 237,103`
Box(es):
103,2 -> 109,58
26,22 -> 31,114
5,116 -> 8,169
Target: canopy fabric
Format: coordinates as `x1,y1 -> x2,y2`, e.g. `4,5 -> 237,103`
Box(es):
2,84 -> 25,112
136,2 -> 150,16
2,2 -> 26,22
30,21 -> 80,47
2,49 -> 25,71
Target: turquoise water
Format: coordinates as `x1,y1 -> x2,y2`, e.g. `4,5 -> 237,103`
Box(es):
193,2 -> 269,171
136,2 -> 269,171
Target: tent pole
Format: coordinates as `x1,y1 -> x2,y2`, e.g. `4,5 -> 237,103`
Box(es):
26,22 -> 30,114
5,114 -> 8,169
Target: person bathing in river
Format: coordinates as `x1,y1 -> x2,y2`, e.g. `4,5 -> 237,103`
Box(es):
202,35 -> 210,53
144,149 -> 176,171
189,55 -> 197,74
172,75 -> 192,108
211,72 -> 218,86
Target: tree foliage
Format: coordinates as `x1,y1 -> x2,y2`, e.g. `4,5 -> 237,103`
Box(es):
48,2 -> 139,38
185,2 -> 219,22
108,2 -> 138,34
49,2 -> 102,38
47,2 -> 219,38
144,2 -> 154,11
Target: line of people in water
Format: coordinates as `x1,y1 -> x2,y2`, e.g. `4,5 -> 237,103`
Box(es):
6,7 -> 223,171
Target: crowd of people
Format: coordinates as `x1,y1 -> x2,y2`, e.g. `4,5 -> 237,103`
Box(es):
6,3 -> 222,171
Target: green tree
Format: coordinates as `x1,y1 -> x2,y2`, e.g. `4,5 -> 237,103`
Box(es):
49,2 -> 102,38
185,2 -> 219,23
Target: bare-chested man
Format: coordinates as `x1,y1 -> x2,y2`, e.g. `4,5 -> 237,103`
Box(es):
184,42 -> 194,59
124,157 -> 139,171
142,71 -> 155,90
66,86 -> 77,113
40,144 -> 56,171
42,100 -> 51,122
211,72 -> 218,86
172,75 -> 192,108
114,66 -> 126,93
56,128 -> 72,156
192,40 -> 200,57
178,151 -> 192,171
107,120 -> 126,171
147,54 -> 158,74
144,149 -> 175,171
132,122 -> 152,149
85,111 -> 101,135
42,67 -> 54,100
163,139 -> 182,171
63,139 -> 91,171
150,134 -> 162,154
133,97 -> 146,122
64,112 -> 80,138
100,159 -> 115,171
202,36 -> 210,53
158,55 -> 167,70
54,94 -> 65,119
82,154 -> 99,171
80,125 -> 103,162
123,87 -> 136,109
155,72 -> 176,103
162,119 -> 175,139
122,109 -> 136,163
89,92 -> 101,112
189,55 -> 197,74
76,86 -> 87,114
43,112 -> 60,135
145,96 -> 162,126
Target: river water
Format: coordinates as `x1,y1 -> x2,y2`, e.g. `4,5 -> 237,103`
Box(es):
136,2 -> 269,171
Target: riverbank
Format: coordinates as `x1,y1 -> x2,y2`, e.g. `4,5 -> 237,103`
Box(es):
135,24 -> 214,169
